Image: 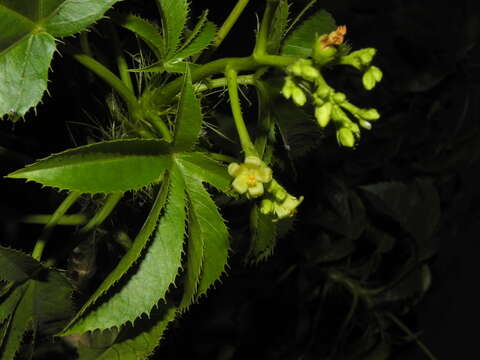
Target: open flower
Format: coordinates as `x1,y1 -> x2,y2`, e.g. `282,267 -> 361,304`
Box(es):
228,156 -> 272,198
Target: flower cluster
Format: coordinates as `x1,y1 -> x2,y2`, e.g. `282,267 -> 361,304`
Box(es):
228,156 -> 302,220
280,25 -> 383,148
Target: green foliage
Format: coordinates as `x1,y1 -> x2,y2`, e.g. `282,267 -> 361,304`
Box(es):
1,0 -> 452,358
282,10 -> 336,57
113,12 -> 164,59
156,0 -> 188,57
7,139 -> 172,193
248,204 -> 278,263
0,247 -> 74,359
0,0 -> 123,119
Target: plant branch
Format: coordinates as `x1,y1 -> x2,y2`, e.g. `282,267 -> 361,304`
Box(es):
226,66 -> 257,157
253,0 -> 278,57
72,53 -> 140,115
21,214 -> 87,226
80,193 -> 124,234
32,191 -> 81,261
212,0 -> 251,50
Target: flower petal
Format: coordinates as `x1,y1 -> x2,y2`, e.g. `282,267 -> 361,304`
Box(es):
232,176 -> 248,194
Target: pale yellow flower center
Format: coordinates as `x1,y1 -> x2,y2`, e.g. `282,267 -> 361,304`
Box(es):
246,173 -> 257,186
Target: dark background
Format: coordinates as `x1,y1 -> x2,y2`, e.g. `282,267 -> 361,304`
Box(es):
1,0 -> 480,359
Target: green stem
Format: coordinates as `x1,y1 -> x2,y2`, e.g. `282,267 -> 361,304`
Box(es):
80,193 -> 124,234
72,53 -> 140,115
213,0 -> 250,50
386,313 -> 438,360
253,0 -> 278,57
32,191 -> 81,261
143,110 -> 172,142
225,66 -> 257,157
195,74 -> 257,92
108,23 -> 134,92
151,55 -> 297,106
21,214 -> 87,226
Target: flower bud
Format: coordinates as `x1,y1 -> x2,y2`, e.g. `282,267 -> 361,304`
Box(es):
362,66 -> 383,90
337,127 -> 355,147
315,84 -> 331,100
301,65 -> 320,81
358,108 -> 380,121
359,119 -> 372,130
313,42 -> 338,66
281,76 -> 295,99
292,87 -> 307,106
315,102 -> 333,128
260,199 -> 274,215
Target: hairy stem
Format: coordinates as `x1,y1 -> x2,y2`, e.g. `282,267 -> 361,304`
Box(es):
150,55 -> 297,106
32,191 -> 81,261
72,53 -> 139,114
212,0 -> 250,50
80,193 -> 124,234
253,0 -> 278,57
226,67 -> 257,157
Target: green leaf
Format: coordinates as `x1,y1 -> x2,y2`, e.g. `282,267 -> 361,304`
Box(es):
0,246 -> 43,282
179,208 -> 204,310
77,306 -> 177,360
45,0 -> 123,37
281,10 -> 336,57
172,65 -> 202,152
156,0 -> 188,57
7,139 -> 172,193
113,12 -> 164,60
0,0 -> 122,119
62,166 -> 186,334
167,21 -> 216,65
0,32 -> 56,120
60,180 -> 170,335
247,204 -> 277,264
175,152 -> 231,192
184,177 -> 229,299
0,269 -> 74,359
267,0 -> 290,54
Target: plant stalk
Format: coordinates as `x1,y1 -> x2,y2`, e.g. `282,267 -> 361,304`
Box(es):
32,191 -> 81,261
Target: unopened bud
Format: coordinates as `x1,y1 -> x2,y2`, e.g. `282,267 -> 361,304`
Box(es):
292,87 -> 307,106
315,102 -> 333,128
359,119 -> 372,130
337,127 -> 355,147
333,92 -> 346,104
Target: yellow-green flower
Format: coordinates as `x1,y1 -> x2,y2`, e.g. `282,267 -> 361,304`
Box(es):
228,156 -> 272,198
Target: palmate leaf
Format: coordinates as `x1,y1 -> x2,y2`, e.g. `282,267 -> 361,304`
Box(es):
0,0 -> 122,120
113,13 -> 164,60
0,248 -> 74,359
61,68 -> 230,336
7,139 -> 171,193
184,176 -> 229,300
62,166 -> 186,335
281,10 -> 336,57
164,21 -> 216,71
77,306 -> 177,360
173,65 -> 202,152
59,179 -> 170,335
0,246 -> 43,282
156,0 -> 188,58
